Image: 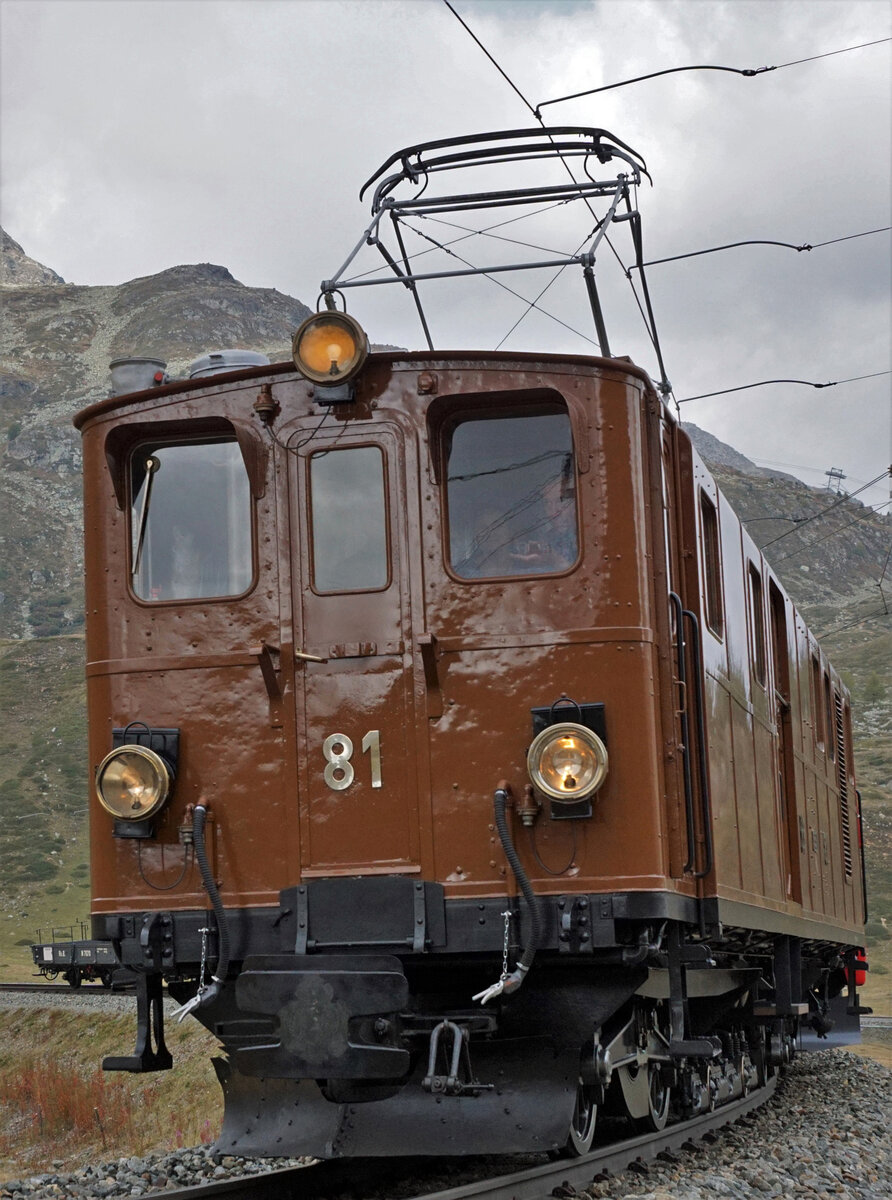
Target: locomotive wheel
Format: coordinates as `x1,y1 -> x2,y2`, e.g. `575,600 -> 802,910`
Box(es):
634,1061 -> 671,1132
564,1077 -> 598,1156
617,1002 -> 672,1131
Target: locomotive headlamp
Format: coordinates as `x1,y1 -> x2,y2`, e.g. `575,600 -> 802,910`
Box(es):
95,745 -> 172,820
527,722 -> 608,802
292,312 -> 369,385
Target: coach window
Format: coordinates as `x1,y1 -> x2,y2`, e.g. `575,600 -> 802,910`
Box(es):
823,671 -> 835,760
130,439 -> 252,602
445,407 -> 578,579
748,564 -> 766,686
310,446 -> 389,592
811,654 -> 825,751
700,492 -> 724,637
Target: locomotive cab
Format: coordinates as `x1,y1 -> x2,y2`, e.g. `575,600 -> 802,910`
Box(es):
73,128 -> 869,1159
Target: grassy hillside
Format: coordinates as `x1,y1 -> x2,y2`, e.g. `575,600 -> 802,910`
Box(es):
0,637 -> 91,982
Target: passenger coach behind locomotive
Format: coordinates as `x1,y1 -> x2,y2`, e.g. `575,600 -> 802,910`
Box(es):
71,129 -> 869,1159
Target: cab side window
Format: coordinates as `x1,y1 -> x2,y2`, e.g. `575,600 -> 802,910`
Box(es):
445,408 -> 578,580
130,439 -> 252,602
700,491 -> 724,638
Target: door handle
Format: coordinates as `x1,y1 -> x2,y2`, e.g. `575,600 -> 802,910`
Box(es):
295,649 -> 329,663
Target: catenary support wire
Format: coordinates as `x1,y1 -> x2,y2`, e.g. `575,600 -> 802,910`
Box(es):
678,372 -> 890,404
535,37 -> 892,113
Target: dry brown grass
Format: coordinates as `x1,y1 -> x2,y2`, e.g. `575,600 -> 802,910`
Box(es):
0,1006 -> 222,1183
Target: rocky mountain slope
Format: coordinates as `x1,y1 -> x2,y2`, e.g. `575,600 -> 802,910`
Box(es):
1,230 -> 310,639
0,230 -> 889,1004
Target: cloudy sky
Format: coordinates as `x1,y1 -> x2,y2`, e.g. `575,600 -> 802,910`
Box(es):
2,0 -> 890,506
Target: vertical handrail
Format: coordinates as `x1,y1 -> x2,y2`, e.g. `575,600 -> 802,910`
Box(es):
682,607 -> 714,879
856,789 -> 869,922
669,592 -> 696,873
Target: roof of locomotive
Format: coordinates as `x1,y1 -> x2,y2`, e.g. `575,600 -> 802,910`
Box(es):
72,348 -> 660,431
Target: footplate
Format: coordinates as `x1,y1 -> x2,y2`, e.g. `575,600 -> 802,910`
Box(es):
214,1037 -> 579,1157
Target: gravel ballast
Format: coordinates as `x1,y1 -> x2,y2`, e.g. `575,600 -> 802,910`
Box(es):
0,1049 -> 889,1198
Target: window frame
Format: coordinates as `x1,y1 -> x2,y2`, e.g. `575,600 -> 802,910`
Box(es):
823,670 -> 835,761
440,398 -> 581,584
306,441 -> 393,597
699,490 -> 725,639
747,562 -> 767,688
127,433 -> 257,607
811,652 -> 825,752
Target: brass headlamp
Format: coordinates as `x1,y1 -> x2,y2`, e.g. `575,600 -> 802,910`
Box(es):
95,744 -> 172,821
527,721 -> 608,803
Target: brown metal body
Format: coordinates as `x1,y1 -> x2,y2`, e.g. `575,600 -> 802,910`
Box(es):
72,349 -> 867,1157
74,351 -> 865,944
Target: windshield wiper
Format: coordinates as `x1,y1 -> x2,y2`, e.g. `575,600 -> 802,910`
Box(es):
132,455 -> 160,577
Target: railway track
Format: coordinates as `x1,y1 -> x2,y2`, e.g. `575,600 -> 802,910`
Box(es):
0,981 -> 125,995
0,980 -> 134,996
0,982 -> 86,994
141,1077 -> 777,1200
860,1014 -> 892,1030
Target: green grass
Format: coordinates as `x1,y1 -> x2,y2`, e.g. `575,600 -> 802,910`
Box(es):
0,637 -> 91,982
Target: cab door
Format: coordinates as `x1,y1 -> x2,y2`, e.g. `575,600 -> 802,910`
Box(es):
289,423 -> 421,876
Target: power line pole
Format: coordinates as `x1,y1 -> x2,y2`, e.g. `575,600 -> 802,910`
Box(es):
825,467 -> 846,494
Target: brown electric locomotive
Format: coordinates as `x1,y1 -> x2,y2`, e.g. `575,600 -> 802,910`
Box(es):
71,130 -> 868,1158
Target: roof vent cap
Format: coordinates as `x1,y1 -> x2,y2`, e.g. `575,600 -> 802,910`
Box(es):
109,357 -> 168,395
188,349 -> 270,379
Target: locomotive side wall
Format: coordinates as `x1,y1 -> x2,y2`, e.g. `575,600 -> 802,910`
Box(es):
676,432 -> 865,940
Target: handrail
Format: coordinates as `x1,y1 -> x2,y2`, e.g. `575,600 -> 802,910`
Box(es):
669,592 -> 715,879
682,607 -> 714,879
669,592 -> 697,873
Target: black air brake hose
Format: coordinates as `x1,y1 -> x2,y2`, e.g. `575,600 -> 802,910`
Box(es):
493,786 -> 544,989
193,804 -> 230,1008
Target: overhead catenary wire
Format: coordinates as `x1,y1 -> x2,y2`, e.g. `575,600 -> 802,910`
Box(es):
761,472 -> 891,550
678,372 -> 891,404
441,0 -> 537,118
752,457 -> 886,486
771,497 -> 891,562
877,541 -> 892,615
638,226 -> 891,270
535,37 -> 892,113
815,605 -> 891,639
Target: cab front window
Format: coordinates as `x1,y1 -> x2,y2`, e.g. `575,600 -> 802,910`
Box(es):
445,407 -> 578,580
130,439 -> 253,602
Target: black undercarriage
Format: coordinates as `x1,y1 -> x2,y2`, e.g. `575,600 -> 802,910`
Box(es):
89,881 -> 867,1158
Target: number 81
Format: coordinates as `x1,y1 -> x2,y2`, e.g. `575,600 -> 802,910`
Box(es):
322,730 -> 382,791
